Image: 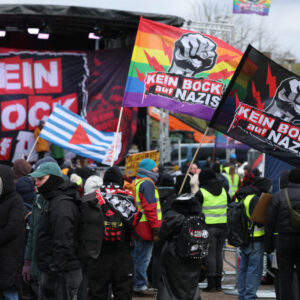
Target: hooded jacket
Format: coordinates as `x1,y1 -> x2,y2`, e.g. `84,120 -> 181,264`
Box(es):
0,165 -> 24,290
36,178 -> 81,273
157,195 -> 202,300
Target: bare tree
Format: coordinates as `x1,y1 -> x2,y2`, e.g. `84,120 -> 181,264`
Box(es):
189,0 -> 292,62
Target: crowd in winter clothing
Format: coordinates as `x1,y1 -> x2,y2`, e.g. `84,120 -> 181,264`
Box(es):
0,154 -> 300,300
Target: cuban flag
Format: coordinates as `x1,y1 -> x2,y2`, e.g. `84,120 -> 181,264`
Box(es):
40,104 -> 122,165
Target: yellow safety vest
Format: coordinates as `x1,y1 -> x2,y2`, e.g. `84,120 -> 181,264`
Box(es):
223,166 -> 230,175
227,174 -> 239,196
201,188 -> 227,224
134,178 -> 162,223
243,194 -> 264,237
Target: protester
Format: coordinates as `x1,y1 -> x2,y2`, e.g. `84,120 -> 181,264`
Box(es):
156,193 -> 203,300
22,159 -> 56,300
174,174 -> 192,195
50,143 -> 64,166
235,176 -> 272,300
34,120 -> 49,160
223,153 -> 237,174
70,173 -> 84,197
149,173 -> 176,290
88,167 -> 141,300
227,165 -> 240,197
0,165 -> 25,300
195,168 -> 231,292
83,175 -> 103,195
131,158 -> 162,297
189,163 -> 201,194
233,165 -> 255,200
29,162 -> 82,300
13,159 -> 32,183
212,163 -> 229,192
13,160 -> 36,300
265,168 -> 300,300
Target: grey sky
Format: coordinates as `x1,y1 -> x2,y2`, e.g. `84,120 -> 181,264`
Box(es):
1,0 -> 300,62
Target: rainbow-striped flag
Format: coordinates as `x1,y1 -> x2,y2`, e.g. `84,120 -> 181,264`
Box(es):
233,0 -> 271,16
122,17 -> 242,121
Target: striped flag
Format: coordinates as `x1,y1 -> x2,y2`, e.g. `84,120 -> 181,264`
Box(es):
40,104 -> 121,165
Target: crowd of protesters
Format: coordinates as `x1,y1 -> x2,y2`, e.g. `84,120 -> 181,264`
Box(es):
0,151 -> 300,300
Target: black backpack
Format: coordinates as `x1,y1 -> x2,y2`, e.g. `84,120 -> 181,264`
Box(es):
175,214 -> 209,260
227,201 -> 252,247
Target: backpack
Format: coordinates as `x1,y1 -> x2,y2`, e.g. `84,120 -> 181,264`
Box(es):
227,201 -> 252,247
175,214 -> 210,260
96,188 -> 142,243
284,188 -> 300,232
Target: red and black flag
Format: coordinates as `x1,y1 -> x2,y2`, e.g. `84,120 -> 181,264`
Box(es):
209,45 -> 300,167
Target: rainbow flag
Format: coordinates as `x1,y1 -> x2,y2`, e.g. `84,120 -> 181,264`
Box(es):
233,0 -> 271,16
122,17 -> 242,121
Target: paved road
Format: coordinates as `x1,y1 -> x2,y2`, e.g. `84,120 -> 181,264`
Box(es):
133,247 -> 276,300
133,286 -> 276,300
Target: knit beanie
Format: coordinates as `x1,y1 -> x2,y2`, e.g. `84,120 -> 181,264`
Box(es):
103,167 -> 124,187
139,158 -> 156,171
288,168 -> 300,184
84,175 -> 103,195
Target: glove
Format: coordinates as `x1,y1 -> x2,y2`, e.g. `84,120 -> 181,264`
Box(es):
152,228 -> 160,243
22,260 -> 31,283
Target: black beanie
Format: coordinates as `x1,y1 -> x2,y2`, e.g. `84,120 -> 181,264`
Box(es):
103,167 -> 124,186
288,168 -> 300,184
199,168 -> 216,185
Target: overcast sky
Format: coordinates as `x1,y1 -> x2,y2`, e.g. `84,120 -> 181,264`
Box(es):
1,0 -> 300,62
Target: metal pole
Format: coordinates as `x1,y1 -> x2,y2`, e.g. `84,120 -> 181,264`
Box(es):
146,107 -> 150,150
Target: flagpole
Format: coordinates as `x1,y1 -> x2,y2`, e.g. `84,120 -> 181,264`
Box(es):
110,106 -> 124,167
27,136 -> 39,162
178,127 -> 209,195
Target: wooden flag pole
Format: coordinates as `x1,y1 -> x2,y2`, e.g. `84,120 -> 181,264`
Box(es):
110,106 -> 124,167
27,136 -> 39,162
178,127 -> 209,195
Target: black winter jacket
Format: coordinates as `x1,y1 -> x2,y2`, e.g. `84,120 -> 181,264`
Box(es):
157,195 -> 202,300
36,180 -> 81,273
265,183 -> 300,253
0,165 -> 24,290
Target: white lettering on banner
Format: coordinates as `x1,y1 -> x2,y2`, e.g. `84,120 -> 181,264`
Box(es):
0,138 -> 11,156
1,94 -> 77,131
22,62 -> 32,88
1,103 -> 26,130
12,131 -> 37,162
34,61 -> 59,89
28,101 -> 51,128
0,58 -> 62,93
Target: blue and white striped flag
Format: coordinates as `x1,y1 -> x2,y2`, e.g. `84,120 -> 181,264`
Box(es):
40,104 -> 122,165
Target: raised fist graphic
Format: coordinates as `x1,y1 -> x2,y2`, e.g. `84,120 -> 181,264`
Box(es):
168,33 -> 218,77
265,77 -> 300,125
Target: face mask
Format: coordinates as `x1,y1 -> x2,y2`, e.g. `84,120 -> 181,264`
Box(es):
0,177 -> 3,196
